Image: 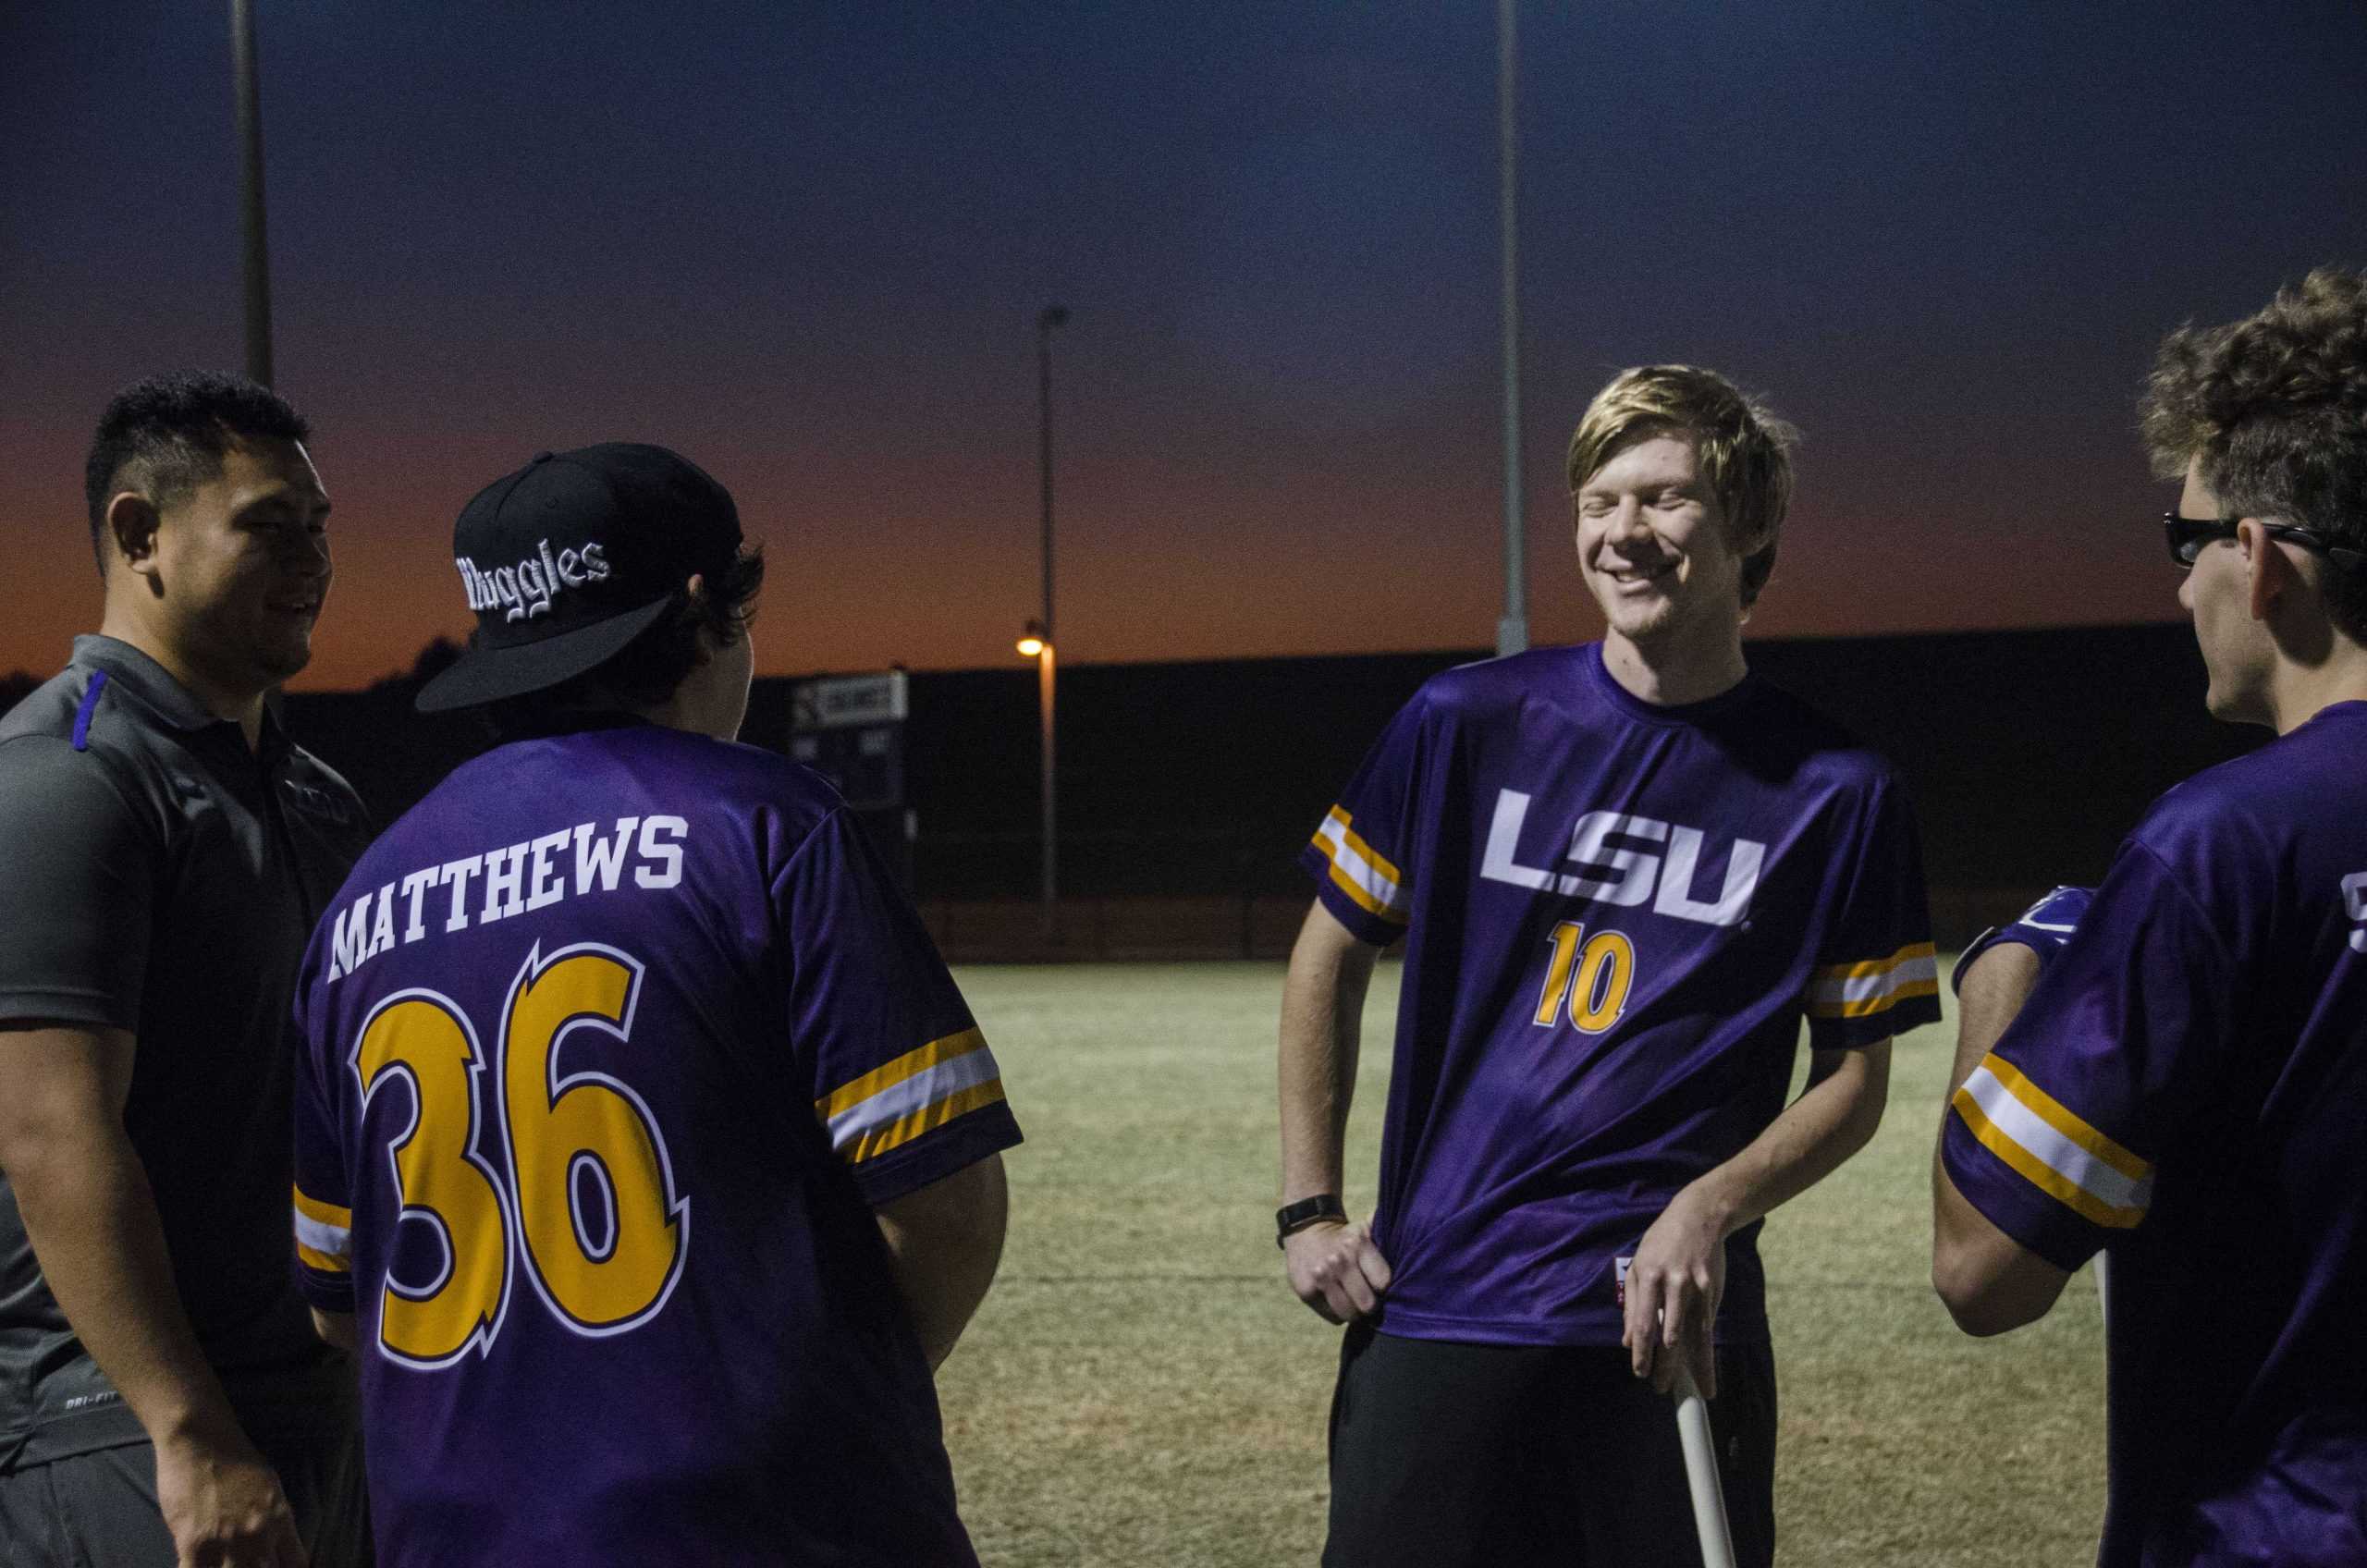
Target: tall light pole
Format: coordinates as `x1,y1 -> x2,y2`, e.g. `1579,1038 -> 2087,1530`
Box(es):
1035,305 -> 1069,922
229,0 -> 276,386
1495,0 -> 1527,656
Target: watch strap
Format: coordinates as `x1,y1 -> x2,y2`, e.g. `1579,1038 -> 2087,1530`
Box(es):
1276,1194 -> 1348,1247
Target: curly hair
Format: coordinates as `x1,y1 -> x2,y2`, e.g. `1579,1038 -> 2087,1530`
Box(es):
1565,365 -> 1798,609
2141,266 -> 2367,639
84,371 -> 311,577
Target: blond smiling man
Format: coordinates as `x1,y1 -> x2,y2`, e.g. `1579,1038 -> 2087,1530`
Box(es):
1282,364 -> 1941,1567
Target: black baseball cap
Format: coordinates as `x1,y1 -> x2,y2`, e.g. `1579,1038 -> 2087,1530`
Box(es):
415,443 -> 743,713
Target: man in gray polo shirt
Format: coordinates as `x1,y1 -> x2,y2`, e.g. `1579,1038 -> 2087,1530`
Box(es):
0,373 -> 371,1566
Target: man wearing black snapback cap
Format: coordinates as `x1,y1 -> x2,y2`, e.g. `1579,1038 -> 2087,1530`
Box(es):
288,443 -> 1021,1564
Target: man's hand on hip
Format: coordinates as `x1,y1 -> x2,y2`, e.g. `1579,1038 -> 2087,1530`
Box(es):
1285,1218 -> 1393,1325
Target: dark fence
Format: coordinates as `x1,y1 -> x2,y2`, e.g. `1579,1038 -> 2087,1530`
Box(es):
4,624 -> 2259,953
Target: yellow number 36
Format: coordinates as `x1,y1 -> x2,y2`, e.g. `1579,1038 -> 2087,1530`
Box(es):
352,943 -> 690,1366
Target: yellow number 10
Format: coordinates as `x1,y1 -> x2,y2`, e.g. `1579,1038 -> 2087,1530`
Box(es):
1532,920 -> 1636,1035
354,944 -> 688,1366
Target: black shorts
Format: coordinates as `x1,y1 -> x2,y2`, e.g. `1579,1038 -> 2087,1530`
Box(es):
1322,1326 -> 1777,1568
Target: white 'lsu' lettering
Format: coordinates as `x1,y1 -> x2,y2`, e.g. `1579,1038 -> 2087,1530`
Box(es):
325,815 -> 689,982
1480,790 -> 1765,927
2343,871 -> 2367,953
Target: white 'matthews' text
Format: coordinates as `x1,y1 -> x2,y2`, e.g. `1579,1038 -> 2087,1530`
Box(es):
325,815 -> 686,983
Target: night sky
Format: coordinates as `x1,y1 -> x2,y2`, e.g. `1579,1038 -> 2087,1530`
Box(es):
6,3 -> 2364,690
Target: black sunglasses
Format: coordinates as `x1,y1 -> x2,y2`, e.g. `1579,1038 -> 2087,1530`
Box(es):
2163,513 -> 2367,571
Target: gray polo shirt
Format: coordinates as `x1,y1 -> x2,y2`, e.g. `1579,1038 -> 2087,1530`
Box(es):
0,635 -> 372,1466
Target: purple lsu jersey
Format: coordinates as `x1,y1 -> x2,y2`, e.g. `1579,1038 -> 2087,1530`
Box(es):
290,720 -> 1020,1566
1950,885 -> 2093,994
1943,702 -> 2367,1567
1303,643 -> 1940,1347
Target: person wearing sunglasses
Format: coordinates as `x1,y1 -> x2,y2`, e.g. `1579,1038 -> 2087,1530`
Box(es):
2163,510 -> 2367,576
1933,267 -> 2367,1567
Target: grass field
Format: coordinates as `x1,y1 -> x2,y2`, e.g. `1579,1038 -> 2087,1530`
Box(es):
933,959 -> 2109,1567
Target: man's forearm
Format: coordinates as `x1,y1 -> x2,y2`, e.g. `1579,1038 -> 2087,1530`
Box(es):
1944,943 -> 2041,1096
9,1121 -> 245,1444
1278,906 -> 1378,1202
1688,1045 -> 1891,1237
1932,942 -> 2070,1332
310,1307 -> 360,1354
875,1155 -> 1008,1371
1619,1045 -> 1891,1393
1933,946 -> 2043,1262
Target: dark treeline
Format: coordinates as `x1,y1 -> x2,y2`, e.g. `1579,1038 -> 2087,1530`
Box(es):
3,624 -> 2255,944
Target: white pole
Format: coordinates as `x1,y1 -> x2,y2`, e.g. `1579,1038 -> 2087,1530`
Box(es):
1036,306 -> 1067,925
1037,639 -> 1056,926
1494,0 -> 1527,657
1671,1362 -> 1738,1568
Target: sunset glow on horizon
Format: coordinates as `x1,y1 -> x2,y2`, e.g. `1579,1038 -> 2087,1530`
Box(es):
7,4 -> 2361,690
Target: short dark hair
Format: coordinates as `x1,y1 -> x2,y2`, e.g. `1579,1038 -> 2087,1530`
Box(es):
483,545 -> 767,738
84,371 -> 312,577
2141,266 -> 2367,640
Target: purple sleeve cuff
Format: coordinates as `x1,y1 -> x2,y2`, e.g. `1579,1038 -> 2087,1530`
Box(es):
1807,991 -> 1942,1052
850,1101 -> 1024,1207
1298,842 -> 1407,948
294,1260 -> 357,1316
1939,1102 -> 2106,1273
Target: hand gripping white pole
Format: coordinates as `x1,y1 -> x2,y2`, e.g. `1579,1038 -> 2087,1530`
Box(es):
1671,1361 -> 1738,1568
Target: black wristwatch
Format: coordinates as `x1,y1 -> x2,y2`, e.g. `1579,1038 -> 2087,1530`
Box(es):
1276,1194 -> 1347,1247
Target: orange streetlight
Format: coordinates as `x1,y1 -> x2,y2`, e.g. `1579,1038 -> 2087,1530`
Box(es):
1016,616 -> 1055,926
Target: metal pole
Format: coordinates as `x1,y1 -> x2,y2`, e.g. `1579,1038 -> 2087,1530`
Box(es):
1037,641 -> 1057,921
1495,0 -> 1527,656
230,0 -> 275,386
1036,305 -> 1067,918
1672,1362 -> 1739,1568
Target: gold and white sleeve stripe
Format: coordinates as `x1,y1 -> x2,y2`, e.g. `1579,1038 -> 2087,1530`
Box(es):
1804,940 -> 1940,1020
1310,806 -> 1409,926
816,1027 -> 1007,1165
293,1186 -> 353,1274
1951,1053 -> 2153,1229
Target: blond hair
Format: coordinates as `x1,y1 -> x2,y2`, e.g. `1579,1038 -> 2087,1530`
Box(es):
1566,365 -> 1798,608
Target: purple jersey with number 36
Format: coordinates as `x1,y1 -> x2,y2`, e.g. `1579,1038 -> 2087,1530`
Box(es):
1944,702 -> 2367,1566
290,720 -> 1019,1566
1302,643 -> 1940,1348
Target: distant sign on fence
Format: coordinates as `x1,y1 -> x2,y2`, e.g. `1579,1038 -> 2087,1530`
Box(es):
789,674 -> 910,886
791,670 -> 907,733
